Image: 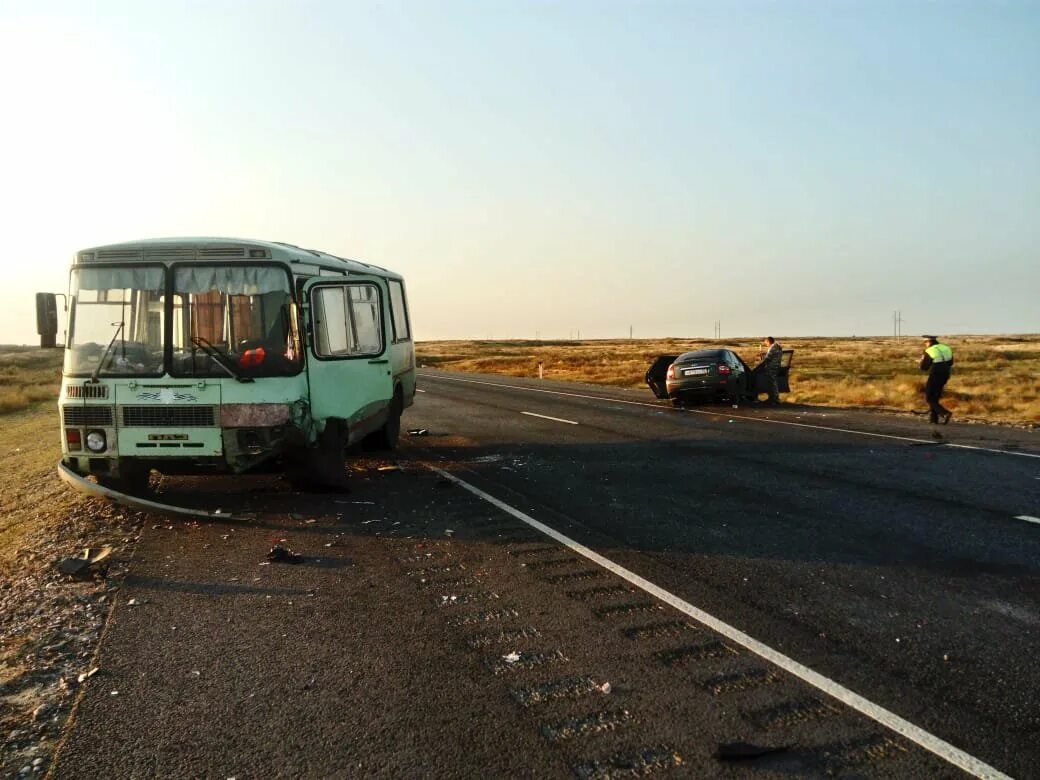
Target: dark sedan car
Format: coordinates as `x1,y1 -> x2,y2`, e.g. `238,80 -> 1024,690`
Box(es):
645,348 -> 793,405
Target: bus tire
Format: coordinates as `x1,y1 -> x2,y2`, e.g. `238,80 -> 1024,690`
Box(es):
364,390 -> 402,452
287,423 -> 350,491
99,464 -> 152,496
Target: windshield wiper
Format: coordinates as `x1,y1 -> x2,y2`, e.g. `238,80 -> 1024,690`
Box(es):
89,321 -> 126,383
190,336 -> 254,383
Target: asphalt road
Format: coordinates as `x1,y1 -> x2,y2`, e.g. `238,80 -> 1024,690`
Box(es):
52,371 -> 1039,779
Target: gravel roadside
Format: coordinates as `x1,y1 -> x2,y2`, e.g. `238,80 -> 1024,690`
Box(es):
0,405 -> 147,779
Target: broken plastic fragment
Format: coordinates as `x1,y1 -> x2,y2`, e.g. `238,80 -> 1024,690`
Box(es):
77,667 -> 99,683
598,682 -> 611,694
503,651 -> 521,664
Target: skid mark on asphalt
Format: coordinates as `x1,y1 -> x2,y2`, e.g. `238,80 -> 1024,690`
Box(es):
429,464 -> 1006,779
466,502 -> 918,777
377,476 -> 695,777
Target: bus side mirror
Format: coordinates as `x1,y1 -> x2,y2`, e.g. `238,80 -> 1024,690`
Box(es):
35,292 -> 59,349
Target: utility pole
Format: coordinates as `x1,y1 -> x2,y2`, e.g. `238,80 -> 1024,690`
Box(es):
892,311 -> 904,338
713,320 -> 721,339
629,325 -> 633,340
577,328 -> 581,341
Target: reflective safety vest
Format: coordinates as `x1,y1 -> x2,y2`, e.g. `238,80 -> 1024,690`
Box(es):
926,343 -> 953,363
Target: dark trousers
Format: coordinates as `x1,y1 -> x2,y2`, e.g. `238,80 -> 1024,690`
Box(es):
924,373 -> 950,423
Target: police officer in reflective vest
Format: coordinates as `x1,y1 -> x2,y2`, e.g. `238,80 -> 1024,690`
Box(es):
919,336 -> 954,424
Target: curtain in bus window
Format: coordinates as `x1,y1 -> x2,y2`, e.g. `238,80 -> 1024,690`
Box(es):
76,267 -> 164,291
175,266 -> 288,295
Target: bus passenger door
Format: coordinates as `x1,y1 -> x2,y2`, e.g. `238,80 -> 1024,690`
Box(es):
303,278 -> 393,443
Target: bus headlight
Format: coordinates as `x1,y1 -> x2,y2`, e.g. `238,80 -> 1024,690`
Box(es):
85,430 -> 107,453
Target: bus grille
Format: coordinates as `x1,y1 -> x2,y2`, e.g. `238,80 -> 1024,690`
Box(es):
66,384 -> 109,399
121,405 -> 216,427
63,406 -> 115,426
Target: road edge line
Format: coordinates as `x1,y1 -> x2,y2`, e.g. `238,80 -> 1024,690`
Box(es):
429,464 -> 1013,780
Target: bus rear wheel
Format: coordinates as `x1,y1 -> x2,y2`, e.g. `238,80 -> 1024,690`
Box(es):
364,390 -> 402,452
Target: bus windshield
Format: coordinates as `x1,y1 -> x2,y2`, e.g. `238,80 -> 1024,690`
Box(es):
65,266 -> 166,377
171,265 -> 301,378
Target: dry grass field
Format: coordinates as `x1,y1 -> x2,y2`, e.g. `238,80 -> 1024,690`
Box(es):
0,347 -> 63,415
416,335 -> 1040,426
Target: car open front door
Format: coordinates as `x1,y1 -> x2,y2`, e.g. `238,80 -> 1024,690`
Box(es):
751,349 -> 795,395
303,277 -> 393,443
646,354 -> 679,399
777,349 -> 794,393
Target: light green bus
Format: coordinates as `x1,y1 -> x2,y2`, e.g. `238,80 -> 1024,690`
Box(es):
39,237 -> 415,493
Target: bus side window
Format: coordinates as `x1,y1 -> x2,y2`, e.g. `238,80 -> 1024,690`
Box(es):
313,283 -> 383,358
388,280 -> 410,342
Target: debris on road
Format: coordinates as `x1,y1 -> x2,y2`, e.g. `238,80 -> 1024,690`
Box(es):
503,651 -> 521,664
266,545 -> 304,565
55,546 -> 112,578
407,428 -> 429,436
377,464 -> 401,473
598,682 -> 612,695
76,667 -> 99,684
715,741 -> 789,761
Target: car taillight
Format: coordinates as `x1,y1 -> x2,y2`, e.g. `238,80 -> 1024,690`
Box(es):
65,428 -> 82,450
666,365 -> 675,379
718,364 -> 731,375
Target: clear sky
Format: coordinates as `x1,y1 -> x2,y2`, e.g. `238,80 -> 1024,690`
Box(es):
1,0 -> 1037,343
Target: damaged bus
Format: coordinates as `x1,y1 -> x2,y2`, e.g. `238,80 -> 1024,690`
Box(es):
39,237 -> 415,494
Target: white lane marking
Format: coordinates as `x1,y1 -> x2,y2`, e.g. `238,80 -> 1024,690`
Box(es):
521,411 -> 579,426
429,465 -> 1012,780
419,373 -> 1040,460
1015,515 -> 1040,525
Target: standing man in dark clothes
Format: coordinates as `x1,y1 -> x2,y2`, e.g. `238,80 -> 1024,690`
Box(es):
919,335 -> 954,424
760,336 -> 783,405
